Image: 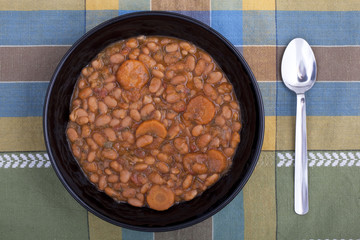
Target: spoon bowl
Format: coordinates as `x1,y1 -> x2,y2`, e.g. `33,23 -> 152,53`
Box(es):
281,38 -> 317,215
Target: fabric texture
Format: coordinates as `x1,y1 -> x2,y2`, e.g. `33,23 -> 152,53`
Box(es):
1,0 -> 360,239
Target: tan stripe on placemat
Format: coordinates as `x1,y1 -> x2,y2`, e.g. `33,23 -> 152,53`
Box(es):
243,0 -> 275,10
277,0 -> 360,11
276,116 -> 360,150
243,46 -> 276,81
88,212 -> 122,240
0,46 -> 69,82
243,151 -> 276,240
0,117 -> 45,152
87,0 -> 119,10
0,0 -> 84,10
276,46 -> 360,81
152,0 -> 210,11
263,116 -> 276,151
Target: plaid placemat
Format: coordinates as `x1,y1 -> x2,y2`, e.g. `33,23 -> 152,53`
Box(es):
1,0 -> 360,239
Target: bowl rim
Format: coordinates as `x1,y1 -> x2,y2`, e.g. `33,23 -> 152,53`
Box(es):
43,10 -> 265,232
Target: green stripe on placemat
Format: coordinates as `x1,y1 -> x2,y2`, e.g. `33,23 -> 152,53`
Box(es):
276,151 -> 360,239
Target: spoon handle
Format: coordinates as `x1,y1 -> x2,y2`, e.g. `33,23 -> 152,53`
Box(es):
294,93 -> 309,215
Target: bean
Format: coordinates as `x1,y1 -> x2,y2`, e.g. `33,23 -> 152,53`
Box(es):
149,172 -> 164,184
98,101 -> 108,114
168,125 -> 180,139
224,147 -> 235,157
88,71 -> 98,82
196,134 -> 212,148
231,132 -> 241,148
172,101 -> 186,112
175,189 -> 183,196
90,174 -> 99,183
209,137 -> 220,148
166,43 -> 179,52
215,116 -> 226,126
129,48 -> 140,59
112,109 -> 127,119
170,75 -> 186,85
72,144 -> 81,158
87,151 -> 96,162
104,96 -> 117,108
95,114 -> 111,127
67,128 -> 79,142
174,138 -> 189,154
122,130 -> 135,144
108,174 -> 119,183
185,55 -> 196,71
130,109 -> 141,122
136,135 -> 153,148
203,63 -> 214,76
110,53 -> 124,64
86,138 -> 98,150
207,71 -> 223,84
110,161 -> 122,172
203,83 -> 218,100
149,78 -> 161,93
192,163 -> 208,174
77,116 -> 89,125
142,157 -> 154,166
110,118 -> 120,127
140,104 -> 155,117
81,67 -> 92,77
102,149 -> 118,160
88,96 -> 98,112
205,174 -> 219,186
152,69 -> 164,78
166,93 -> 180,103
78,87 -> 92,99
184,190 -> 197,201
141,182 -> 151,194
222,105 -> 232,119
191,125 -> 203,137
233,122 -> 242,132
142,95 -> 153,105
182,175 -> 193,189
98,175 -> 107,190
133,163 -> 148,172
93,132 -> 106,146
165,70 -> 175,79
82,98 -> 88,111
104,75 -> 116,84
112,88 -> 122,100
223,95 -> 231,102
194,59 -> 206,76
193,77 -> 203,90
141,46 -> 150,55
105,168 -> 112,175
126,38 -> 138,48
91,59 -> 102,69
164,51 -> 181,64
128,198 -> 143,207
147,42 -> 159,52
152,110 -> 161,121
84,162 -> 97,172
104,187 -> 117,197
155,86 -> 165,97
104,82 -> 116,92
156,162 -> 170,173
81,125 -> 91,138
139,54 -> 156,68
121,116 -> 133,128
104,128 -> 117,141
120,170 -> 131,183
78,79 -> 87,89
200,52 -> 212,62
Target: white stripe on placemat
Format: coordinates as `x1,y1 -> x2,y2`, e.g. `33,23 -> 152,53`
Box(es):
0,152 -> 50,168
277,151 -> 360,167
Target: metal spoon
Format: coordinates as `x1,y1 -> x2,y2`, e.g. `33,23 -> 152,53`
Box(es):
281,38 -> 317,215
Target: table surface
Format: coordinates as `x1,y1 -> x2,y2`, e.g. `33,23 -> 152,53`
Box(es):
1,0 -> 360,239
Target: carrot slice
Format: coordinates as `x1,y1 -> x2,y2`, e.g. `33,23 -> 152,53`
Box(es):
135,120 -> 167,138
207,149 -> 227,173
116,60 -> 149,90
184,95 -> 215,124
146,185 -> 175,211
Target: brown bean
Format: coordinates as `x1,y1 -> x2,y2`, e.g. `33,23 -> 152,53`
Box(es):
104,187 -> 117,197
108,174 -> 119,183
93,132 -> 106,146
95,114 -> 111,127
121,116 -> 132,128
193,77 -> 203,90
123,188 -> 136,198
172,100 -> 186,112
141,46 -> 150,55
165,43 -> 179,52
81,67 -> 92,77
194,59 -> 206,76
103,128 -> 116,141
200,52 -> 212,62
152,69 -> 164,78
222,105 -> 232,119
120,170 -> 131,183
112,109 -> 127,119
122,130 -> 135,144
166,93 -> 180,103
77,116 -> 89,125
98,101 -> 108,115
87,151 -> 96,162
112,88 -> 122,100
104,75 -> 116,83
209,137 -> 220,149
156,153 -> 170,163
215,116 -> 226,126
71,144 -> 81,158
110,161 -> 122,172
156,162 -> 170,173
174,138 -> 189,154
140,104 -> 155,117
184,190 -> 198,201
203,83 -> 218,100
104,96 -> 117,108
231,132 -> 240,148
88,71 -> 98,82
102,149 -> 118,160
182,175 -> 193,189
84,162 -> 97,172
191,125 -> 203,137
168,125 -> 180,139
81,125 -> 91,138
104,82 -> 116,92
136,135 -> 153,148
205,173 -> 219,186
232,122 -> 242,132
126,38 -> 138,48
78,79 -> 88,89
109,118 -> 120,127
207,71 -> 223,84
91,59 -> 102,69
196,134 -> 212,148
104,168 -> 112,175
164,51 -> 181,64
130,109 -> 141,121
185,55 -> 196,71
67,128 -> 78,142
139,54 -> 156,68
110,53 -> 124,64
224,147 -> 235,157
192,163 -> 208,174
203,63 -> 214,76
87,96 -> 98,112
90,174 -> 99,183
142,95 -> 153,105
134,163 -> 149,171
148,172 -> 164,184
141,183 -> 151,194
149,78 -> 162,93
98,175 -> 107,190
128,198 -> 143,207
144,156 -> 155,165
86,138 -> 98,150
147,42 -> 159,52
78,87 -> 92,99
170,75 -> 186,85
129,48 -> 140,59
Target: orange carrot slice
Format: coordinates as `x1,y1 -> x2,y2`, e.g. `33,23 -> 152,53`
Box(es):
184,95 -> 215,124
146,185 -> 175,211
135,120 -> 167,138
116,60 -> 149,90
207,149 -> 227,173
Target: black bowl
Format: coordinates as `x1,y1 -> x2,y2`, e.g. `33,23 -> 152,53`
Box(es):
43,11 -> 264,232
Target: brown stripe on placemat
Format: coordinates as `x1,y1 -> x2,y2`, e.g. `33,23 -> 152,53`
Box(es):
0,46 -> 69,82
151,0 -> 210,11
276,46 -> 360,81
0,117 -> 45,152
155,217 -> 212,240
88,212 -> 122,240
243,46 -> 276,81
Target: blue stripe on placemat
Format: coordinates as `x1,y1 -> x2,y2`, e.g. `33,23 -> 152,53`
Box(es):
171,11 -> 211,26
0,82 -> 48,117
276,11 -> 360,46
122,229 -> 153,240
0,11 -> 85,45
86,10 -> 119,32
213,191 -> 244,240
276,81 -> 360,116
243,11 -> 276,45
210,11 -> 243,46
